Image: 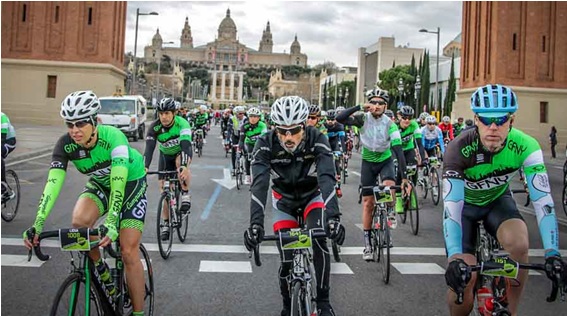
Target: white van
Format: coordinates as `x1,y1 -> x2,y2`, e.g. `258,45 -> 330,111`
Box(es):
98,95 -> 147,141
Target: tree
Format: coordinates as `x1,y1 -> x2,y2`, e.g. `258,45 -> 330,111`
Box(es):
443,53 -> 457,117
420,50 -> 431,112
377,65 -> 414,108
313,61 -> 339,76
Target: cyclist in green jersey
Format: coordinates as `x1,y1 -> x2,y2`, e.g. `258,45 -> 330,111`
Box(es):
306,104 -> 327,136
443,85 -> 564,316
1,112 -> 17,201
144,98 -> 193,240
23,91 -> 148,316
336,88 -> 411,260
194,105 -> 210,142
238,107 -> 268,185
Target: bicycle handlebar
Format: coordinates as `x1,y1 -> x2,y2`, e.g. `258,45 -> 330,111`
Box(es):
26,228 -> 119,262
510,189 -> 530,207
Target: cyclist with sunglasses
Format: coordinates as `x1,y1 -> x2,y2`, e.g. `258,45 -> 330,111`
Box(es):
421,115 -> 445,160
443,84 -> 564,316
244,96 -> 345,316
325,109 -> 346,197
394,106 -> 425,213
239,107 -> 268,185
306,104 -> 327,136
23,91 -> 149,316
336,88 -> 411,260
144,97 -> 193,240
227,106 -> 247,176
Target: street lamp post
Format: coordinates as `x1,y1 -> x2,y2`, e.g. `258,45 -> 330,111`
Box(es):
132,9 -> 158,95
419,27 -> 440,112
414,75 -> 421,113
397,78 -> 404,109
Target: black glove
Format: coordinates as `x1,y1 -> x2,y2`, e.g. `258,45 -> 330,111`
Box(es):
327,218 -> 345,245
445,259 -> 471,294
244,224 -> 264,251
544,252 -> 565,282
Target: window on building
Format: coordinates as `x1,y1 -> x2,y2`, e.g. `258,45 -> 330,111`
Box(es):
87,7 -> 92,25
512,33 -> 517,50
542,36 -> 546,52
540,101 -> 548,123
47,75 -> 57,98
55,5 -> 59,23
22,4 -> 27,22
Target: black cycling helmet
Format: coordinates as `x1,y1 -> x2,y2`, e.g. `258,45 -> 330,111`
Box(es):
308,103 -> 321,116
399,105 -> 415,117
157,97 -> 177,112
326,109 -> 336,120
365,88 -> 389,103
465,119 -> 474,127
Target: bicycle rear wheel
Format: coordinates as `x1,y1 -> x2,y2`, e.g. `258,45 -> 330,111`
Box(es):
290,281 -> 305,316
50,272 -> 105,316
1,169 -> 20,222
379,210 -> 391,284
139,244 -> 155,315
175,187 -> 189,243
430,167 -> 440,205
156,194 -> 173,259
197,141 -> 203,158
408,188 -> 419,235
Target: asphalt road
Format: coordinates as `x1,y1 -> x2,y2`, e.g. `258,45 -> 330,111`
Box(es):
2,124 -> 566,316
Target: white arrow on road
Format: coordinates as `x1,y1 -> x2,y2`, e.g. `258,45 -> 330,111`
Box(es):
211,168 -> 236,190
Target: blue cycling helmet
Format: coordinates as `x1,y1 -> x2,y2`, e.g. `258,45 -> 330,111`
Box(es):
470,84 -> 518,115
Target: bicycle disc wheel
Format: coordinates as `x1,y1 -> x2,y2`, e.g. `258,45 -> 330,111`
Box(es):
1,169 -> 20,222
156,194 -> 173,259
430,168 -> 440,205
408,188 -> 419,235
379,211 -> 391,284
290,281 -> 305,316
50,272 -> 105,316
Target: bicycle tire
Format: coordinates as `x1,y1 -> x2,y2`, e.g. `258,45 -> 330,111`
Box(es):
419,167 -> 429,200
372,208 -> 380,263
1,169 -> 20,222
562,184 -> 567,218
341,157 -> 347,185
408,188 -> 419,236
430,167 -> 441,205
139,243 -> 155,315
331,240 -> 341,262
156,194 -> 173,259
290,281 -> 304,316
379,210 -> 391,284
563,160 -> 567,185
50,272 -> 105,316
175,186 -> 189,243
197,141 -> 203,158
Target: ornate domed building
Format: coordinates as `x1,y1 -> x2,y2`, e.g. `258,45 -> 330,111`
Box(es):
143,8 -> 308,106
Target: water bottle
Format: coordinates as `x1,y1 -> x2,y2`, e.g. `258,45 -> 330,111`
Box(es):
477,286 -> 492,315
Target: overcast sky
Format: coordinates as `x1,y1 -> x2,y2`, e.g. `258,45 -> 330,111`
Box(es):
125,1 -> 463,67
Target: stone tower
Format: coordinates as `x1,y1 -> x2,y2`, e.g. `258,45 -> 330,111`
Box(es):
290,34 -> 301,55
180,17 -> 193,48
152,28 -> 163,49
218,8 -> 237,41
259,21 -> 273,53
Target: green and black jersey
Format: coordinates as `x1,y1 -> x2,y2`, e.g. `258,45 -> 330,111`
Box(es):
194,112 -> 209,127
144,116 -> 193,168
32,125 -> 146,233
239,121 -> 268,148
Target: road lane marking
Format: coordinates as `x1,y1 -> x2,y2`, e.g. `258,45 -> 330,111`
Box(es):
104,257 -> 151,271
6,152 -> 52,167
2,254 -> 45,267
352,171 -> 361,177
331,263 -> 354,274
199,260 -> 252,273
200,184 -> 223,220
392,262 -> 445,274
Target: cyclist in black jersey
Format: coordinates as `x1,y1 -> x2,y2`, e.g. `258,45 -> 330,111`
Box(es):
324,110 -> 346,197
244,96 -> 345,316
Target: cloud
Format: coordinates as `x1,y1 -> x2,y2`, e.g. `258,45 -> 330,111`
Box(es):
126,1 -> 462,67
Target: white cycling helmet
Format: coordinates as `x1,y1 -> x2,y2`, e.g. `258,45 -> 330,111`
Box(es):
425,115 -> 437,124
270,96 -> 309,126
60,90 -> 101,121
199,105 -> 208,111
419,112 -> 429,120
234,106 -> 246,114
247,107 -> 262,116
442,116 -> 450,123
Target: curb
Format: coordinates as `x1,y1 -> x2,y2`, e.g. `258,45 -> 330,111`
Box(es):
5,147 -> 53,167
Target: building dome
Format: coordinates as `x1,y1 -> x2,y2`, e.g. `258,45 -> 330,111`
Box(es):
152,28 -> 163,48
218,8 -> 237,40
290,34 -> 301,54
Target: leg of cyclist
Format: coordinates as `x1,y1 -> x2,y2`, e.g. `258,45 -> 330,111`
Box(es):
175,154 -> 192,213
231,135 -> 239,176
158,153 -> 174,240
244,144 -> 253,185
360,160 -> 380,260
379,158 -> 398,229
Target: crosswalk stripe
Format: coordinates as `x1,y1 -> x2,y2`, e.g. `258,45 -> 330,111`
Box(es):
392,262 -> 445,274
2,254 -> 45,267
199,260 -> 252,273
104,257 -> 151,271
331,263 -> 354,274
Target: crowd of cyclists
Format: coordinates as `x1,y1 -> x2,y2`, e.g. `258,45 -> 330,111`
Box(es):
2,82 -> 564,315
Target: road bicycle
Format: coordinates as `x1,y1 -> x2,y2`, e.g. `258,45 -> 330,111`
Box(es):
251,216 -> 328,316
1,168 -> 20,222
333,151 -> 344,198
358,184 -> 403,284
399,164 -> 419,236
193,128 -> 205,157
148,170 -> 189,259
453,220 -> 565,316
222,131 -> 231,158
234,148 -> 245,190
27,227 -> 154,315
416,156 -> 441,205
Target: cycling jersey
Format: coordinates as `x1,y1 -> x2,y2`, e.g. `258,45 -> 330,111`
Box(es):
239,121 -> 268,148
1,112 -> 16,158
442,128 -> 559,257
397,119 -> 425,159
33,125 -> 146,233
325,122 -> 346,152
439,122 -> 454,140
194,112 -> 209,128
421,125 -> 445,153
144,115 -> 192,168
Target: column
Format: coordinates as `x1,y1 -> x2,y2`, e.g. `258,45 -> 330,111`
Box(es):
238,73 -> 244,102
221,72 -> 226,100
212,72 -> 217,100
230,73 -> 235,101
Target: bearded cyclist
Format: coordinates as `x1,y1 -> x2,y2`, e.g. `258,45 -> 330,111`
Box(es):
244,96 -> 344,316
23,91 -> 148,316
336,88 -> 411,260
443,84 -> 564,316
239,107 -> 268,185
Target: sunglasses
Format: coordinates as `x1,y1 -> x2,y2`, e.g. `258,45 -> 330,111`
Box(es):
368,100 -> 387,106
276,125 -> 303,136
65,118 -> 91,129
307,116 -> 319,120
427,123 -> 435,126
476,114 -> 511,127
401,116 -> 412,121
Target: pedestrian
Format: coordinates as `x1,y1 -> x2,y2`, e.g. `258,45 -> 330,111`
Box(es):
550,126 -> 557,159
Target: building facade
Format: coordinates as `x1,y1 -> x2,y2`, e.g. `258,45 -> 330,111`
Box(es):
143,9 -> 308,107
318,67 -> 357,107
356,37 -> 424,105
267,69 -> 319,103
453,1 -> 567,148
1,1 -> 127,125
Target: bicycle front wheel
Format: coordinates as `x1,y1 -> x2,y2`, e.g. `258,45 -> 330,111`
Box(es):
408,188 -> 419,236
430,167 -> 440,206
175,187 -> 189,243
50,272 -> 105,316
379,211 -> 391,284
140,244 -> 155,315
290,281 -> 305,316
156,194 -> 173,259
341,157 -> 347,185
1,169 -> 20,222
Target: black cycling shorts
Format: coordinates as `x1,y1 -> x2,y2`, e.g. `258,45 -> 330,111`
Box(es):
460,191 -> 524,255
158,152 -> 179,180
360,157 -> 396,196
80,177 -> 148,233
